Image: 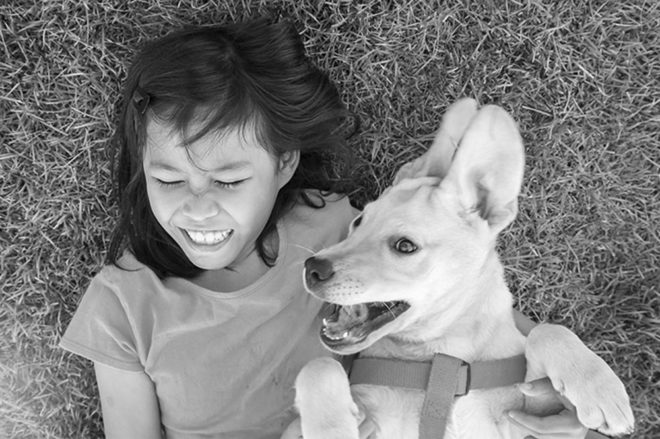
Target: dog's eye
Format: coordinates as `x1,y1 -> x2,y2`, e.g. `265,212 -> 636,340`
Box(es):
350,215 -> 363,230
393,238 -> 417,254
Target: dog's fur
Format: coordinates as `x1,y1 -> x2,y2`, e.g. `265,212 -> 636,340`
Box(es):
288,99 -> 634,439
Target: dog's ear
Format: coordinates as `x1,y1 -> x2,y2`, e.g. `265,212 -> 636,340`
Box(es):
443,105 -> 524,235
393,98 -> 478,184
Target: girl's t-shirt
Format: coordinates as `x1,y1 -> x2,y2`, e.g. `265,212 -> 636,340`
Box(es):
60,193 -> 357,439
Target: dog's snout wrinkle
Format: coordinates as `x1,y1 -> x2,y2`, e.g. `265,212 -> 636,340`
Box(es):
304,256 -> 335,288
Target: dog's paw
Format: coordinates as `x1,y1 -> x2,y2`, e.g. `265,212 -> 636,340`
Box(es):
295,357 -> 360,439
548,356 -> 634,436
526,324 -> 635,436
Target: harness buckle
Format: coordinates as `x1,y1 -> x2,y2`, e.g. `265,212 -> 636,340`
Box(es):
455,361 -> 471,396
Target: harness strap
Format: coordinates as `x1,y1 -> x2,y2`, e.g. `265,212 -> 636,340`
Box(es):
349,354 -> 612,439
350,354 -> 527,393
419,354 -> 464,439
350,353 -> 527,439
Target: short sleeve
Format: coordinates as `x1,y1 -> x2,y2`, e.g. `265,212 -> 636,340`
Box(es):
59,272 -> 143,371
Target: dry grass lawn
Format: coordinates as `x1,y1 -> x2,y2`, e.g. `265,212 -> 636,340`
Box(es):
1,0 -> 658,437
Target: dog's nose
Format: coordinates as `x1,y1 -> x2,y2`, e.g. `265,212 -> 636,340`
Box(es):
304,257 -> 335,288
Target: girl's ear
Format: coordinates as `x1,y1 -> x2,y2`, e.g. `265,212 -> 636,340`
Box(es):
277,149 -> 300,189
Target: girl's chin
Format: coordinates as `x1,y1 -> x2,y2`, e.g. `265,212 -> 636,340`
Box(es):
179,243 -> 239,270
187,255 -> 237,271
183,246 -> 258,272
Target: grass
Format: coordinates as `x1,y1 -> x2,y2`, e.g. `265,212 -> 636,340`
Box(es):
1,0 -> 658,437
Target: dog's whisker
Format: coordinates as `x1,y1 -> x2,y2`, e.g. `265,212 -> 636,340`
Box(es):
290,243 -> 316,255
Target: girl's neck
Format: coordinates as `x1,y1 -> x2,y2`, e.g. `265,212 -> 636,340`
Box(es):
191,251 -> 266,292
191,230 -> 280,293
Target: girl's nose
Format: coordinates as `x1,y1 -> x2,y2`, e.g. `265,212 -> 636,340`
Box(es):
182,193 -> 221,221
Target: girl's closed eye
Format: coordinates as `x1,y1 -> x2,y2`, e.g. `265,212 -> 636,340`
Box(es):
154,178 -> 184,188
151,177 -> 248,189
215,178 -> 247,189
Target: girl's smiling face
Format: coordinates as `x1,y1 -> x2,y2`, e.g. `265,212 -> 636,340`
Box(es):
143,118 -> 297,272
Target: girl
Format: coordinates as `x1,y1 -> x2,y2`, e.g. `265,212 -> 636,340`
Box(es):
60,18 -> 589,439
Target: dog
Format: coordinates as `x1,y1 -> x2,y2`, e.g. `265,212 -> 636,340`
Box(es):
287,99 -> 634,439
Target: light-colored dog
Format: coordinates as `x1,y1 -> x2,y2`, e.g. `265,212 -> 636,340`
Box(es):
289,99 -> 634,438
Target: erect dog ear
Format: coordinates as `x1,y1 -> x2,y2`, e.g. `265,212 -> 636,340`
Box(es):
443,105 -> 525,235
393,98 -> 478,184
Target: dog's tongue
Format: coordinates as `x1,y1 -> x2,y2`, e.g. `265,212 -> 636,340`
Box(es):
322,304 -> 369,340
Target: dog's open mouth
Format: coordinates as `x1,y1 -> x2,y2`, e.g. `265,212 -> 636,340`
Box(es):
320,301 -> 410,348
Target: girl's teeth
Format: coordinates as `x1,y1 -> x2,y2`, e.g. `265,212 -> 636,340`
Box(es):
186,230 -> 231,245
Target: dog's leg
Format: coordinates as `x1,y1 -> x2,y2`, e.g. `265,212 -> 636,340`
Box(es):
525,324 -> 635,436
295,357 -> 360,439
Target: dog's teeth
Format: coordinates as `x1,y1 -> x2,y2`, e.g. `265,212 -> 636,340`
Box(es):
326,332 -> 344,340
342,331 -> 349,338
322,318 -> 329,326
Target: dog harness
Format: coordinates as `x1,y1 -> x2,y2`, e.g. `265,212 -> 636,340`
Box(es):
348,353 -> 611,439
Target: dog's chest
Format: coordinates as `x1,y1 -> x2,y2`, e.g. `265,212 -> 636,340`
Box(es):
352,384 -> 523,439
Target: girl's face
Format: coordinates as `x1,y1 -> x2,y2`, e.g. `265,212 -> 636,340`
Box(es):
142,118 -> 298,272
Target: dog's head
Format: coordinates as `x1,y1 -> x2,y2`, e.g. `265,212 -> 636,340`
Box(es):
304,99 -> 525,355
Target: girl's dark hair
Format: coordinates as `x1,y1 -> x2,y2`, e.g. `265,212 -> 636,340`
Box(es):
106,18 -> 353,278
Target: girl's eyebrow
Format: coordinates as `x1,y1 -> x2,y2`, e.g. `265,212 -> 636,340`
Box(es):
146,160 -> 252,172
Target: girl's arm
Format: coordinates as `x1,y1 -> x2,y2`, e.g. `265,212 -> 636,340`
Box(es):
513,309 -> 537,335
94,362 -> 162,439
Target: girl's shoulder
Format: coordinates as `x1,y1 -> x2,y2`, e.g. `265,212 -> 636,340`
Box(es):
89,252 -> 163,300
283,190 -> 359,251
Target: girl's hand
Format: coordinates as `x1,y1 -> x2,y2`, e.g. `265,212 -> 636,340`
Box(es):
507,378 -> 588,439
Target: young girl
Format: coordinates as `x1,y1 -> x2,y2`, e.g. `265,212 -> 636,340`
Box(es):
60,18 -> 590,439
